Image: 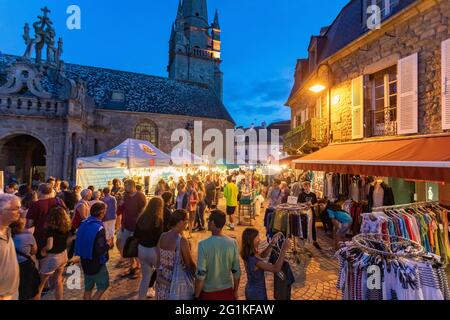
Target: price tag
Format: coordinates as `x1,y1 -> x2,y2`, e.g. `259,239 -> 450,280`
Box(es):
287,196 -> 298,205
439,224 -> 444,231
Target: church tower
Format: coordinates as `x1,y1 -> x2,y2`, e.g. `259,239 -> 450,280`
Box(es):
168,0 -> 223,101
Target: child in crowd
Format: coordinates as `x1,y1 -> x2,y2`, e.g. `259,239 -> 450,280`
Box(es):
240,228 -> 290,300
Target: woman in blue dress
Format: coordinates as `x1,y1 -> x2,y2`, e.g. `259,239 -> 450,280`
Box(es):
241,228 -> 290,300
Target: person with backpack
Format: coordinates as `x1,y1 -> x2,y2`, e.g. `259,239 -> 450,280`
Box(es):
75,202 -> 112,300
58,181 -> 77,213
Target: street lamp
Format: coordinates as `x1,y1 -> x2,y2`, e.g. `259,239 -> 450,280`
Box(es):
308,62 -> 334,143
309,84 -> 326,93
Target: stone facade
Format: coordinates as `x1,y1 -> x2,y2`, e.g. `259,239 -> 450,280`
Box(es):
287,0 -> 450,144
168,0 -> 223,100
0,3 -> 234,185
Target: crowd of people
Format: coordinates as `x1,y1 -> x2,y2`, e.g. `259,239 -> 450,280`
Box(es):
0,169 -> 353,301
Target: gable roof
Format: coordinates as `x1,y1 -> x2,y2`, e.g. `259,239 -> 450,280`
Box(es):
286,0 -> 419,106
0,54 -> 235,124
317,0 -> 417,63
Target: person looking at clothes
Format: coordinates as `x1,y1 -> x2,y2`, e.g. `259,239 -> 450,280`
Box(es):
318,201 -> 352,250
241,228 -> 289,300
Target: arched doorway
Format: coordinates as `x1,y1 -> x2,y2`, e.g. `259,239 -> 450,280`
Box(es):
0,134 -> 47,186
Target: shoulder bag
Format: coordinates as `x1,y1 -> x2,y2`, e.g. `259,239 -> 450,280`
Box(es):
169,235 -> 194,300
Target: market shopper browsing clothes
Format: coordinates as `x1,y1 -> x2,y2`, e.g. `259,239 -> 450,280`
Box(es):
318,200 -> 352,250
241,228 -> 290,300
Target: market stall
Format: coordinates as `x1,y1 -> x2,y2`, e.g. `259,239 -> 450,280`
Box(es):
76,138 -> 171,193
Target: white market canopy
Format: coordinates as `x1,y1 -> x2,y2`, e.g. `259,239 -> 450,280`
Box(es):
170,147 -> 205,166
76,138 -> 171,170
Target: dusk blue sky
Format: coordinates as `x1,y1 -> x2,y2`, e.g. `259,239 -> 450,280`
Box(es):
0,0 -> 348,127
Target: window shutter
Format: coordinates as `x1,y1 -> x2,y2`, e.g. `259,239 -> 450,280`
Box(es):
442,38 -> 450,130
397,53 -> 418,135
352,75 -> 364,139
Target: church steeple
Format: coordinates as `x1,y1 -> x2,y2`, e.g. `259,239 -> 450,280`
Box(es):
176,0 -> 183,19
182,0 -> 208,27
168,0 -> 223,101
212,9 -> 220,28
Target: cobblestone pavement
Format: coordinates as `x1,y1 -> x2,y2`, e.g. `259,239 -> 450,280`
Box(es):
42,200 -> 343,300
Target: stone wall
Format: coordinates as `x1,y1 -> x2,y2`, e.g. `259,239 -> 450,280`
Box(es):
0,106 -> 233,182
329,0 -> 450,140
91,109 -> 234,156
290,1 -> 450,143
0,115 -> 72,179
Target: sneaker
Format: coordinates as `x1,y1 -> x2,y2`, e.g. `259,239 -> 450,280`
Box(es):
227,224 -> 235,231
147,287 -> 155,298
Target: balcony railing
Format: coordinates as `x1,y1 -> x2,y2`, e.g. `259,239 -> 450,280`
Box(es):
0,95 -> 67,117
283,118 -> 324,154
191,48 -> 213,58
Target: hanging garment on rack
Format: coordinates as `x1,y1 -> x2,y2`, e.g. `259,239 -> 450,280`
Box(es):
360,203 -> 450,266
368,182 -> 395,211
269,251 -> 295,300
336,234 -> 449,300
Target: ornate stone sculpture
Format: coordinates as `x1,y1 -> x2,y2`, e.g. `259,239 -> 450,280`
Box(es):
22,23 -> 41,59
22,7 -> 62,65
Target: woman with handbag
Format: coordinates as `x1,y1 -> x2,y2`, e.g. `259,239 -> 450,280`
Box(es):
134,197 -> 165,300
155,210 -> 196,300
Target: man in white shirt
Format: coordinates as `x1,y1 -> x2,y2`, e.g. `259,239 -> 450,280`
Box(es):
0,194 -> 21,300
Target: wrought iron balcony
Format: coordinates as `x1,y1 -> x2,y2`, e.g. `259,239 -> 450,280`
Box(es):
283,118 -> 325,155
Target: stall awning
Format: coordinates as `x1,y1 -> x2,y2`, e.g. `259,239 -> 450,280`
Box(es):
293,135 -> 450,182
279,155 -> 302,166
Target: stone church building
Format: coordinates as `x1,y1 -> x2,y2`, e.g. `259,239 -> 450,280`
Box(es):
0,0 -> 234,185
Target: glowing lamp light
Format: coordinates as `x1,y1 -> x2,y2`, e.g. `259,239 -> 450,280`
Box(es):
309,84 -> 326,93
332,95 -> 341,105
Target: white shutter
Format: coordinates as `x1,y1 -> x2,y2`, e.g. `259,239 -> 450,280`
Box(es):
442,38 -> 450,130
352,75 -> 364,139
397,53 -> 418,135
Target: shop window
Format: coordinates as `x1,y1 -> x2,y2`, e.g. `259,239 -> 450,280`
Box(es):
366,65 -> 397,137
135,121 -> 158,147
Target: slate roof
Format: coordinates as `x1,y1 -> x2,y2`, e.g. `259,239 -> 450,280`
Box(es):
0,54 -> 234,124
317,0 -> 417,63
286,0 -> 418,105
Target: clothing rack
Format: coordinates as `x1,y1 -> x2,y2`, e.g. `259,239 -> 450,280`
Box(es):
336,233 -> 450,300
372,201 -> 440,211
351,233 -> 424,259
274,203 -> 314,262
361,200 -> 450,265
